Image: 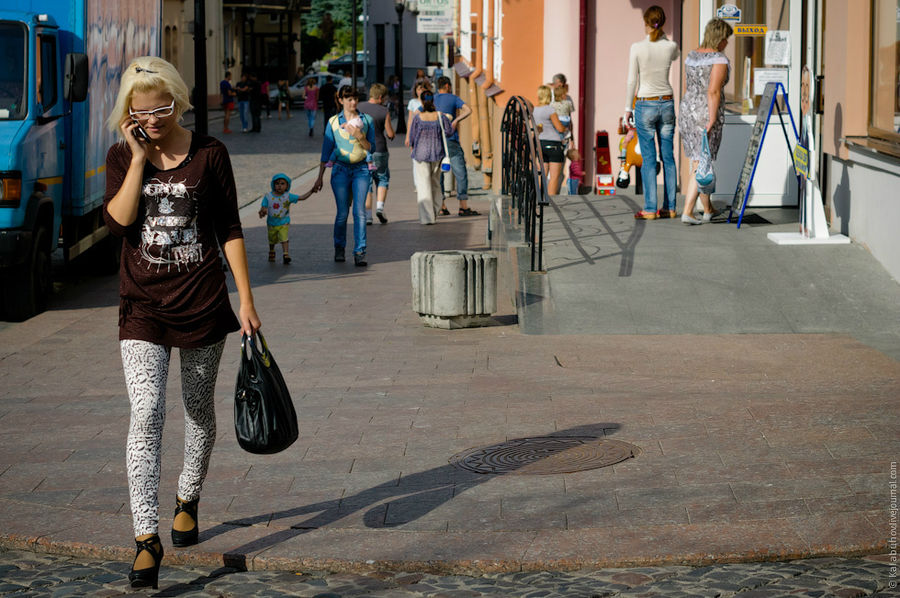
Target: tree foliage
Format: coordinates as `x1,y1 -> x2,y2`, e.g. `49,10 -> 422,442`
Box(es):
303,0 -> 363,64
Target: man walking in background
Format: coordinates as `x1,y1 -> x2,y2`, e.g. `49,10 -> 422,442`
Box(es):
235,73 -> 250,132
358,83 -> 396,224
320,75 -> 338,134
248,71 -> 263,133
434,76 -> 478,216
220,71 -> 235,134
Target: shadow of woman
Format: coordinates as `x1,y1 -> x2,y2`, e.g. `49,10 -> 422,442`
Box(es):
201,423 -> 623,570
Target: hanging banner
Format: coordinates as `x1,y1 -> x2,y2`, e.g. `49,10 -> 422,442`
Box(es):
417,0 -> 454,34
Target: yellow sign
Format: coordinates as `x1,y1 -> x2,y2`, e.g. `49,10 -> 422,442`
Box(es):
734,24 -> 767,36
793,144 -> 809,177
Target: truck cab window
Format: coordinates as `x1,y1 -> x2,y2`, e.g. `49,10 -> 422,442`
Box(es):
0,23 -> 27,120
38,34 -> 58,112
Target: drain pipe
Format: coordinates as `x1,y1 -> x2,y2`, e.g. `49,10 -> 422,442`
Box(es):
468,7 -> 483,170
478,0 -> 495,185
578,0 -> 587,161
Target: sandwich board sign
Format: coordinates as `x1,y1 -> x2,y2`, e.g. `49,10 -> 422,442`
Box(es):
767,66 -> 849,245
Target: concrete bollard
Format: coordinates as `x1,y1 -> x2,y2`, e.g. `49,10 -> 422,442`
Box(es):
411,250 -> 498,329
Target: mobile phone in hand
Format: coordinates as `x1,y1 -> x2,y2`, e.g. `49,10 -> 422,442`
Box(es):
131,119 -> 151,143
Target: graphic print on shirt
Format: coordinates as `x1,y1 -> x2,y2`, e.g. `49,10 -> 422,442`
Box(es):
268,196 -> 290,220
140,176 -> 202,271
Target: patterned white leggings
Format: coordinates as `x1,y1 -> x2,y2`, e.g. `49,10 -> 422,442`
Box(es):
120,339 -> 225,536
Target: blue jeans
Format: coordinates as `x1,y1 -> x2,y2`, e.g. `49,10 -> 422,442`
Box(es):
330,161 -> 371,254
634,99 -> 677,212
238,100 -> 250,131
306,109 -> 317,131
439,138 -> 468,201
567,178 -> 580,195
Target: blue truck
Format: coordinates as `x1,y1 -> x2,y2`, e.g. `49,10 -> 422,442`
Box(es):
0,0 -> 160,320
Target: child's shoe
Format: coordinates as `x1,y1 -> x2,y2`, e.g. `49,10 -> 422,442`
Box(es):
283,254 -> 291,264
268,251 -> 276,262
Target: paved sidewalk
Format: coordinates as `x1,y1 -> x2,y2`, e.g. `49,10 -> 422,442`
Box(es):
528,192 -> 900,359
0,111 -> 897,578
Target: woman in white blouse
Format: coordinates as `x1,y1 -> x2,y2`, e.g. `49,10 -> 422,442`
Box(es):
624,5 -> 680,220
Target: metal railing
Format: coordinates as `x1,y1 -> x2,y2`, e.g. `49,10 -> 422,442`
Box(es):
500,96 -> 550,271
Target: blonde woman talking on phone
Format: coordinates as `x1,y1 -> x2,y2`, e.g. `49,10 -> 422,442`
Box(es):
103,56 -> 260,589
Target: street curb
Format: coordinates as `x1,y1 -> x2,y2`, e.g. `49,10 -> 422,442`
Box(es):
0,531 -> 885,575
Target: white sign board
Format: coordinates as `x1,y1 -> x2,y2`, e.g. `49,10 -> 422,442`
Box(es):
417,0 -> 454,34
765,30 -> 791,66
717,4 -> 742,23
754,68 -> 789,96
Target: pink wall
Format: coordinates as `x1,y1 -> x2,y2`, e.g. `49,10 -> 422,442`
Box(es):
575,1 -> 682,186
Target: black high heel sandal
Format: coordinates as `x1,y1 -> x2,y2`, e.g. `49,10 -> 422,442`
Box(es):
128,534 -> 163,589
171,496 -> 199,547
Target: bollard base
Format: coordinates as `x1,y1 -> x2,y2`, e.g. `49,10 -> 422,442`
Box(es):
418,313 -> 496,329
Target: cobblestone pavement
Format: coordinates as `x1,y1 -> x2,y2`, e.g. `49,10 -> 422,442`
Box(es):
0,549 -> 896,597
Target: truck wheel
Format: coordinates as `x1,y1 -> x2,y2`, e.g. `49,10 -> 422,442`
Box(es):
83,233 -> 121,276
3,224 -> 52,321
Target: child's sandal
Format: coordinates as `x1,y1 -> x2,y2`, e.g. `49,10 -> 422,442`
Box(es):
283,254 -> 291,264
268,251 -> 276,262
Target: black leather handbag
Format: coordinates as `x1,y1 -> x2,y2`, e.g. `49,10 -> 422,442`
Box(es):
233,332 -> 298,454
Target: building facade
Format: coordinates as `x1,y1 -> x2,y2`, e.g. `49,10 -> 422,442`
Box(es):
447,0 -> 900,280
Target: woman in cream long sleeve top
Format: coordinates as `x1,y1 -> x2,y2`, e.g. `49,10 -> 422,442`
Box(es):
624,5 -> 680,219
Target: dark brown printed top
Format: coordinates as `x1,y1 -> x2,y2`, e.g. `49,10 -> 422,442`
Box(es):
103,134 -> 242,348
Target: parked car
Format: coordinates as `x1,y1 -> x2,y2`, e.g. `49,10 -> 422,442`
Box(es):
268,73 -> 331,107
327,51 -> 367,77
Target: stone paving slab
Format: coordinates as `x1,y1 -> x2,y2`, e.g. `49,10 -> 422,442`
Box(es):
533,193 -> 900,360
0,110 -> 898,576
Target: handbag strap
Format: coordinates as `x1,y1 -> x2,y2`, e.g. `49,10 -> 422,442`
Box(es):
438,113 -> 451,158
241,331 -> 271,367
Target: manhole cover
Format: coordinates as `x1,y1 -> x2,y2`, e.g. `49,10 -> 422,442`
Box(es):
449,436 -> 640,475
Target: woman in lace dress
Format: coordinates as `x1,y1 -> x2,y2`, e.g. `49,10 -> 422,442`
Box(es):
678,18 -> 734,224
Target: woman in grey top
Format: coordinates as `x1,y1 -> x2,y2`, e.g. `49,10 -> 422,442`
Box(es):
533,85 -> 567,195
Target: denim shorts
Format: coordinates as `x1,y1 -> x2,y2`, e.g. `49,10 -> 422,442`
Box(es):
371,152 -> 390,188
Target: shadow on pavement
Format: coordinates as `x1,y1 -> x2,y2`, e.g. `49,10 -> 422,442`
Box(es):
200,423 -> 621,573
